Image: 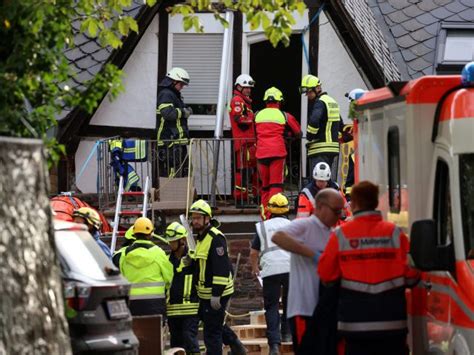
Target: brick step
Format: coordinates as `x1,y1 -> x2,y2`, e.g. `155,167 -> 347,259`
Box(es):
225,339 -> 293,355
249,310 -> 266,325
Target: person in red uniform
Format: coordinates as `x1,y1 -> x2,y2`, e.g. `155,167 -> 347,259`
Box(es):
255,87 -> 301,219
296,162 -> 350,222
229,74 -> 258,206
318,181 -> 419,355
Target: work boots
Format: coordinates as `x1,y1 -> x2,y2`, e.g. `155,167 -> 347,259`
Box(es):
269,343 -> 280,355
229,338 -> 247,355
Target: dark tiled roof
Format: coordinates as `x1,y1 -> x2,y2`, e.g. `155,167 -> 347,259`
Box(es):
64,2 -> 144,92
367,0 -> 472,79
341,0 -> 402,82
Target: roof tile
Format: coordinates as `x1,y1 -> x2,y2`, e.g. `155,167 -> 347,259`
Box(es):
401,49 -> 418,61
458,8 -> 474,22
417,0 -> 439,12
391,24 -> 409,37
388,10 -> 411,23
445,14 -> 464,21
410,42 -> 433,56
433,0 -> 455,5
408,56 -> 432,71
388,0 -> 412,10
423,37 -> 438,50
460,0 -> 473,6
402,4 -> 426,18
445,1 -> 467,12
416,12 -> 439,25
379,2 -> 397,15
424,22 -> 440,36
401,18 -> 426,32
397,33 -> 419,48
410,28 -> 433,42
431,6 -> 455,19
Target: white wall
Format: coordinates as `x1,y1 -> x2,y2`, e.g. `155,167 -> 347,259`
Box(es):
318,12 -> 368,122
75,139 -> 99,193
90,14 -> 159,128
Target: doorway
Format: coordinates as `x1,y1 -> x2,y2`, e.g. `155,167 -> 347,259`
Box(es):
249,34 -> 303,187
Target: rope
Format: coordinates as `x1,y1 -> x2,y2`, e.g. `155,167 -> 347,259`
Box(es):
225,311 -> 251,318
301,2 -> 326,73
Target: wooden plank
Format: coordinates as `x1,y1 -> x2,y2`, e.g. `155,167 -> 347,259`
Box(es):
132,315 -> 163,355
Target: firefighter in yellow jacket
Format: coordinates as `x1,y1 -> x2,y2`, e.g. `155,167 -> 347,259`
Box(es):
189,200 -> 246,355
118,217 -> 173,316
165,222 -> 200,354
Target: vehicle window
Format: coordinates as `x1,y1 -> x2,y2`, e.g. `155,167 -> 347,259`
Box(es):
55,230 -> 115,280
433,160 -> 453,246
459,154 -> 474,259
388,127 -> 401,213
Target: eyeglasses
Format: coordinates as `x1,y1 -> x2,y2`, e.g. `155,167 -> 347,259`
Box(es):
320,202 -> 343,216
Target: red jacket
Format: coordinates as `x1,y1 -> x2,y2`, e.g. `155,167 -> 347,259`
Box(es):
255,103 -> 301,159
229,90 -> 255,150
318,211 -> 419,338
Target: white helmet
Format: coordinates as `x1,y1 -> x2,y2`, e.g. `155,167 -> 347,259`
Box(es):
313,162 -> 331,181
235,74 -> 255,88
346,88 -> 366,101
166,67 -> 190,85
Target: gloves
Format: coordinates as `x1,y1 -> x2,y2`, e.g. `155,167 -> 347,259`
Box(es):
312,252 -> 320,264
210,296 -> 221,310
182,106 -> 193,119
181,254 -> 192,267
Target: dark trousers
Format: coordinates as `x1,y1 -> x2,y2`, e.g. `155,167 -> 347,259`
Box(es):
263,273 -> 290,346
288,315 -> 314,354
199,296 -> 239,355
343,335 -> 409,355
299,283 -> 339,355
158,144 -> 188,177
308,153 -> 339,181
168,316 -> 200,354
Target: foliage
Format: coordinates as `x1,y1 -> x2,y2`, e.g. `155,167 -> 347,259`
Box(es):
0,0 -> 306,166
171,0 -> 306,47
0,0 -> 156,165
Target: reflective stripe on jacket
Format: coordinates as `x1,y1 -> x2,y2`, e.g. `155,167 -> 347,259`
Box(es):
119,240 -> 173,301
318,211 -> 420,338
156,83 -> 188,146
307,94 -> 341,156
255,217 -> 291,278
195,225 -> 234,299
167,249 -> 199,317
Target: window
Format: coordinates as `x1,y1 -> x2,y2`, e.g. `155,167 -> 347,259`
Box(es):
171,33 -> 223,115
433,160 -> 453,246
387,127 -> 401,213
436,23 -> 474,74
459,154 -> 474,259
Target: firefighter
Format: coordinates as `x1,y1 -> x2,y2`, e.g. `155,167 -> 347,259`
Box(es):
189,200 -> 246,355
250,193 -> 292,355
112,226 -> 136,267
318,181 -> 420,355
255,87 -> 301,219
165,222 -> 200,355
156,67 -> 192,177
296,162 -> 350,222
341,88 -> 366,200
118,217 -> 174,316
229,74 -> 258,206
72,207 -> 111,259
300,75 -> 341,179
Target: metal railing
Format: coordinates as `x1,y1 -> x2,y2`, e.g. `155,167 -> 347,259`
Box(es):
96,138 -> 308,212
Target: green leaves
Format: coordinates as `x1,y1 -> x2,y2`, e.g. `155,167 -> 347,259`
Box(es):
171,0 -> 307,47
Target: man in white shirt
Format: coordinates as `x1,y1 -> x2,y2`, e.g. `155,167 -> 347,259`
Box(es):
272,189 -> 344,355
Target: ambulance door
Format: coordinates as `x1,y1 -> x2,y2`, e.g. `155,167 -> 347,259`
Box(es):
417,151 -> 457,354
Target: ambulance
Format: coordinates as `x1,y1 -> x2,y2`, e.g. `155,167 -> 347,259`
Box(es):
354,63 -> 474,354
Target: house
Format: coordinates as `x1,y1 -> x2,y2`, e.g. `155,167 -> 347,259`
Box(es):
54,0 -> 474,195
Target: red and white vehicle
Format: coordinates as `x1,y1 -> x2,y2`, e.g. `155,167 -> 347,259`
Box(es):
354,70 -> 474,354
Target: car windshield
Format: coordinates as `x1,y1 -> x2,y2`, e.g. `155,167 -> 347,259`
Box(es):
55,229 -> 116,280
459,154 -> 474,259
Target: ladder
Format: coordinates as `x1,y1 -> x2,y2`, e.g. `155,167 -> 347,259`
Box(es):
110,175 -> 150,254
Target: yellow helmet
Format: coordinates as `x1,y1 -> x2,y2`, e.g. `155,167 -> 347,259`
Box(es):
165,222 -> 188,242
189,199 -> 212,217
133,217 -> 154,235
299,75 -> 321,94
72,207 -> 102,230
263,87 -> 284,102
267,193 -> 289,215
